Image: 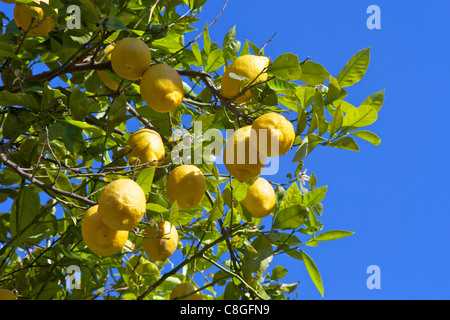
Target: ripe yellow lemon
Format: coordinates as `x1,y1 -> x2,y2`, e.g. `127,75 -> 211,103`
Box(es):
221,55 -> 270,104
81,205 -> 129,256
96,44 -> 120,91
14,0 -> 58,37
97,179 -> 147,231
250,112 -> 295,157
223,125 -> 266,182
170,283 -> 202,300
111,37 -> 151,81
126,128 -> 165,166
142,220 -> 178,261
166,165 -> 206,210
0,289 -> 17,300
240,177 -> 276,218
140,63 -> 184,113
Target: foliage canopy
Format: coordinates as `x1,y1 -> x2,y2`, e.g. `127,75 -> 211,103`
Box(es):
0,0 -> 384,300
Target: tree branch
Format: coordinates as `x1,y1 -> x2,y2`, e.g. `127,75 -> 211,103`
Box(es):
0,145 -> 97,207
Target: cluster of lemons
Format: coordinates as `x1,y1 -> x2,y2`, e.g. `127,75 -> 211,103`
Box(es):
100,37 -> 185,114
4,1 -> 296,300
222,55 -> 296,219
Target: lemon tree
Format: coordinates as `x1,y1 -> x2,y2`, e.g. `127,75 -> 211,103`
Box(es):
0,0 -> 384,300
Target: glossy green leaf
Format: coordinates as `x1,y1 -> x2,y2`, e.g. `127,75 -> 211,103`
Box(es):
349,130 -> 381,146
336,47 -> 371,87
300,251 -> 324,297
222,26 -> 241,61
292,134 -> 325,162
299,60 -> 330,85
325,76 -> 346,105
329,103 -> 343,138
360,89 -> 385,112
242,235 -> 274,284
295,86 -> 316,109
191,41 -> 203,66
273,203 -> 308,229
10,186 -> 42,244
342,105 -> 378,131
303,186 -> 327,207
136,167 -> 156,194
0,91 -> 39,110
329,136 -> 359,151
314,230 -> 355,241
267,53 -> 302,81
205,49 -> 224,73
106,16 -> 128,30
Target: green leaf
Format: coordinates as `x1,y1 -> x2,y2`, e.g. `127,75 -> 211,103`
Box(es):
336,47 -> 371,88
273,203 -> 308,230
267,53 -> 302,81
300,251 -> 324,297
106,94 -> 128,135
151,30 -> 183,53
297,109 -> 307,135
342,105 -> 378,131
303,186 -> 327,207
0,41 -> 16,58
299,60 -> 330,85
267,78 -> 297,95
349,130 -> 381,146
45,169 -> 73,193
329,103 -> 344,138
191,41 -> 203,66
65,120 -> 105,136
106,16 -> 128,30
205,49 -> 224,73
314,230 -> 355,241
136,167 -> 156,194
2,112 -> 29,139
360,89 -> 385,112
295,86 -> 316,109
203,23 -> 211,55
69,89 -> 90,121
242,235 -> 274,284
208,189 -> 224,222
0,91 -> 39,110
292,134 -> 325,162
329,136 -> 359,151
222,25 -> 241,61
270,265 -> 288,280
10,186 -> 41,243
325,76 -> 346,105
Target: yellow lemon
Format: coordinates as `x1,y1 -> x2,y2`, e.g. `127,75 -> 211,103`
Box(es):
81,205 -> 129,256
221,55 -> 270,104
14,0 -> 58,37
250,112 -> 296,157
240,177 -> 276,218
126,128 -> 165,166
96,44 -> 120,91
142,220 -> 178,261
97,179 -> 147,231
223,125 -> 266,182
170,283 -> 202,300
140,63 -> 184,113
166,165 -> 206,210
111,37 -> 151,81
0,289 -> 17,300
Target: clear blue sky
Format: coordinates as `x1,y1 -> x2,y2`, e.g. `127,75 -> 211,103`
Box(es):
1,0 -> 449,300
190,0 -> 450,299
